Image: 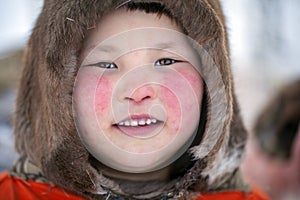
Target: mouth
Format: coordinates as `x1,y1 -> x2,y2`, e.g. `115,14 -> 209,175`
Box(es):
112,115 -> 164,138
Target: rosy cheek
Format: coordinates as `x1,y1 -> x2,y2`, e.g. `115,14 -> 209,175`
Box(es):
176,68 -> 203,98
160,83 -> 182,132
94,77 -> 113,113
160,67 -> 202,132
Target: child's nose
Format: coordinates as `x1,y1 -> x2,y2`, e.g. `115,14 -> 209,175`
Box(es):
125,85 -> 156,103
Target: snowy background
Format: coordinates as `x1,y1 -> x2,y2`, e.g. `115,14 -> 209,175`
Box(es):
0,1 -> 300,197
0,0 -> 43,171
223,0 -> 300,128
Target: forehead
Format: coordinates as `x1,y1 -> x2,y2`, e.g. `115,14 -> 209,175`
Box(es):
83,9 -> 183,51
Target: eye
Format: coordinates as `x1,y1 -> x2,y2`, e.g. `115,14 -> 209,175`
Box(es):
88,62 -> 118,69
154,58 -> 183,66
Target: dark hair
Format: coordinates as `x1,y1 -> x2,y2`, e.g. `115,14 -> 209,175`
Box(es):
124,2 -> 173,17
120,2 -> 186,33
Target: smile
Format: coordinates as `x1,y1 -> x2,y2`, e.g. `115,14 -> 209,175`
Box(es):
116,118 -> 160,127
112,115 -> 164,138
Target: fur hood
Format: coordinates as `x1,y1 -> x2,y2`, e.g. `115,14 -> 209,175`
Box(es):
254,79 -> 300,159
13,0 -> 248,199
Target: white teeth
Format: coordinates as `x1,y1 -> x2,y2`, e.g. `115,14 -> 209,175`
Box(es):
138,119 -> 146,125
124,121 -> 130,126
146,119 -> 152,125
130,120 -> 138,126
117,118 -> 159,127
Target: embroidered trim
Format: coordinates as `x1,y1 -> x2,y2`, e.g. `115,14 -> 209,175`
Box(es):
8,156 -> 174,199
9,155 -> 50,183
103,192 -> 173,200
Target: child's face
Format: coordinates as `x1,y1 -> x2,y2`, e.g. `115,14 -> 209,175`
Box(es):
74,9 -> 204,173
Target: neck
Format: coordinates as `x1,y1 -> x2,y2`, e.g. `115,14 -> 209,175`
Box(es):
91,158 -> 172,182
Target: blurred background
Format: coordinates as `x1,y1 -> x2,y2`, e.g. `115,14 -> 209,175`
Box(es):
0,0 -> 299,199
0,0 -> 43,172
221,1 -> 300,199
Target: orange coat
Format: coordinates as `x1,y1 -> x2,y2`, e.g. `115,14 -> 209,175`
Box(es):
0,172 -> 269,200
193,187 -> 270,200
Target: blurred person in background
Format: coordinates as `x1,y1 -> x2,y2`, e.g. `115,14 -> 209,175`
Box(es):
242,79 -> 300,200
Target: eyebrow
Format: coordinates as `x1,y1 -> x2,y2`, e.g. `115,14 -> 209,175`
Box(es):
153,42 -> 178,50
91,45 -> 118,53
88,42 -> 178,54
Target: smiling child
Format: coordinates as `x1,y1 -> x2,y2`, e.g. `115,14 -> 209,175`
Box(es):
0,1 -> 269,200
